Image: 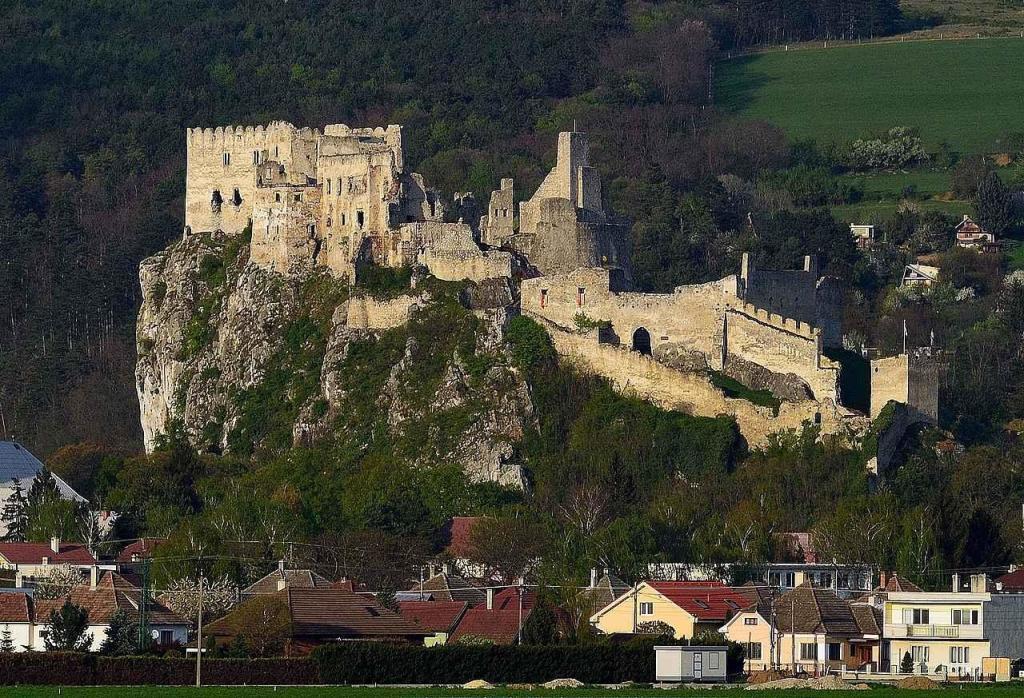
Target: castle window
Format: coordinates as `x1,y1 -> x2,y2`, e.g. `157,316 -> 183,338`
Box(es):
327,180 -> 331,194
577,287 -> 586,307
341,213 -> 346,226
540,289 -> 548,309
231,188 -> 242,206
211,190 -> 223,213
502,208 -> 508,216
307,224 -> 316,235
356,210 -> 365,229
275,192 -> 281,203
252,151 -> 259,165
494,208 -> 499,217
294,193 -> 302,203
222,153 -> 230,166
274,146 -> 279,158
326,217 -> 332,228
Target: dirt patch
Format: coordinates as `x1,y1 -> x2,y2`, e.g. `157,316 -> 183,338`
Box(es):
462,680 -> 494,689
542,678 -> 585,688
897,676 -> 942,689
745,676 -> 868,690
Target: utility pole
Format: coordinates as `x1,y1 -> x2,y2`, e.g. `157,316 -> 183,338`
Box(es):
517,579 -> 524,645
196,577 -> 204,688
137,558 -> 150,651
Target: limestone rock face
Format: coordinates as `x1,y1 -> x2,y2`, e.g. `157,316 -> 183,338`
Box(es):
135,233 -> 533,488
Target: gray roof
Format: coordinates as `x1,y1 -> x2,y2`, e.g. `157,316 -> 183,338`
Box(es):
0,442 -> 86,502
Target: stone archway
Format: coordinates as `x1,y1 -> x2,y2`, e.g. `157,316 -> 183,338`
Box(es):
632,327 -> 652,355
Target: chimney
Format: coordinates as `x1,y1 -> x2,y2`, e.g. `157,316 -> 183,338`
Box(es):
50,536 -> 60,554
878,570 -> 888,591
278,559 -> 285,573
971,573 -> 989,593
277,579 -> 288,591
90,565 -> 99,590
41,557 -> 48,567
14,572 -> 23,588
590,568 -> 598,588
952,573 -> 960,592
486,588 -> 494,610
427,563 -> 437,578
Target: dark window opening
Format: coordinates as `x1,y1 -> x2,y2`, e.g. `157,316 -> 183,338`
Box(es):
293,193 -> 301,203
231,188 -> 242,206
356,210 -> 365,229
632,327 -> 652,355
210,190 -> 223,213
326,217 -> 332,228
275,192 -> 281,203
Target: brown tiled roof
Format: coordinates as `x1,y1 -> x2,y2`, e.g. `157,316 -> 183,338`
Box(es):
449,588 -> 534,646
850,603 -> 883,636
0,592 -> 31,622
881,574 -> 923,593
0,542 -> 95,565
996,569 -> 1024,591
243,568 -> 333,595
116,538 -> 166,563
206,587 -> 428,640
398,601 -> 467,633
580,573 -> 629,611
407,573 -> 485,605
773,582 -> 861,636
34,572 -> 187,626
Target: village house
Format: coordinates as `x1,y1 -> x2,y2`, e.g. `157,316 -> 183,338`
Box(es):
0,570 -> 189,652
850,224 -> 876,250
882,573 -> 1024,680
954,215 -> 998,252
0,442 -> 87,538
203,587 -> 428,655
242,561 -> 334,598
398,600 -> 467,646
0,538 -> 98,581
406,569 -> 485,605
589,581 -> 751,640
902,263 -> 941,288
448,586 -> 535,645
718,582 -> 883,674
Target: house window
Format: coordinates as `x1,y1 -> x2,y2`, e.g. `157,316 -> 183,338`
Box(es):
903,608 -> 930,625
708,652 -> 719,670
952,609 -> 978,625
800,643 -> 817,661
744,617 -> 758,626
577,287 -> 586,307
746,642 -> 762,660
950,646 -> 969,664
639,602 -> 654,616
540,289 -> 548,309
828,643 -> 842,661
159,629 -> 174,645
911,645 -> 929,663
356,210 -> 365,229
222,152 -> 230,166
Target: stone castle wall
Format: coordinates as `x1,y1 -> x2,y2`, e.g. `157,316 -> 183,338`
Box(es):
345,294 -> 421,330
870,351 -> 938,422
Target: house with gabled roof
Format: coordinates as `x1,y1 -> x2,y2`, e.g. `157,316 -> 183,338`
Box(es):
0,442 -> 87,538
0,537 -> 98,581
448,586 -> 535,645
203,587 -> 428,655
718,581 -> 882,673
406,570 -> 485,605
242,561 -> 334,598
398,600 -> 467,646
30,570 -> 189,651
954,215 -> 998,252
589,581 -> 750,640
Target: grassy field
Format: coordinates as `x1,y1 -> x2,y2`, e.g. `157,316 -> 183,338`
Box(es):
4,688 -> 1024,698
715,38 -> 1024,153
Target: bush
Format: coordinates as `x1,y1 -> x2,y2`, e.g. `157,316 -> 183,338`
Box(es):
847,127 -> 927,171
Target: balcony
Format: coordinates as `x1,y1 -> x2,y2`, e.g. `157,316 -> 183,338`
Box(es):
907,624 -> 959,638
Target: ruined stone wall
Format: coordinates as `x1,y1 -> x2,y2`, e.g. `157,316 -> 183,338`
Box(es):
394,222 -> 512,282
870,351 -> 938,422
481,178 -> 515,246
869,354 -> 909,419
250,185 -> 323,275
724,306 -> 839,403
532,317 -> 867,448
908,353 -> 939,422
345,294 -> 421,330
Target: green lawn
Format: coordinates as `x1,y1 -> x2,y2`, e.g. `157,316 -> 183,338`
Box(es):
3,689 -> 1024,698
715,38 -> 1024,152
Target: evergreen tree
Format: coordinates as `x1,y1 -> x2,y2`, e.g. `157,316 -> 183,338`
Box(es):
0,626 -> 14,653
975,170 -> 1012,236
42,600 -> 92,652
99,609 -> 138,655
24,469 -> 80,541
0,479 -> 28,542
900,650 -> 915,673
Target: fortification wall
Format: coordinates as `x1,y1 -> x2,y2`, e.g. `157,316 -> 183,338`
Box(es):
345,294 -> 421,330
250,186 -> 322,275
533,317 -> 866,448
870,352 -> 938,422
869,354 -> 909,419
481,178 -> 515,246
724,306 -> 838,403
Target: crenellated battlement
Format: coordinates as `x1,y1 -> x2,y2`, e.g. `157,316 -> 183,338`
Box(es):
732,301 -> 819,340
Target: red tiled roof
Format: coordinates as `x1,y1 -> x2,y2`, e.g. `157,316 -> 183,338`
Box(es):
0,592 -> 31,622
116,538 -> 166,563
443,517 -> 485,558
648,581 -> 750,622
399,601 -> 467,633
0,542 -> 95,565
449,587 -> 534,645
996,569 -> 1024,591
34,572 -> 186,626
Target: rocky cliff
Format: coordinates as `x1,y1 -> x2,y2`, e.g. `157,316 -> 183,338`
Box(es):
135,230 -> 533,488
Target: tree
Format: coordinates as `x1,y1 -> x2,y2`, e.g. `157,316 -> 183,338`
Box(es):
25,469 -> 81,541
99,609 -> 138,655
975,170 -> 1012,236
0,479 -> 28,542
43,600 -> 92,652
160,576 -> 238,626
900,650 -> 915,674
228,595 -> 291,657
465,515 -> 550,585
0,626 -> 14,653
35,564 -> 84,599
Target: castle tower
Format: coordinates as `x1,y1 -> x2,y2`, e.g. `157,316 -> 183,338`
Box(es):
481,178 -> 515,247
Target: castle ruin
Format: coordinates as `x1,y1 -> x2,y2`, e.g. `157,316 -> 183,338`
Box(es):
181,121 -> 937,449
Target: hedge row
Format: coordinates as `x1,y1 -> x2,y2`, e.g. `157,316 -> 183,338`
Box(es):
0,642 -> 676,685
0,654 -> 318,685
311,643 -> 660,684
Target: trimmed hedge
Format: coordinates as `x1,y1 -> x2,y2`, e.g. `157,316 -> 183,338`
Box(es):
0,654 -> 318,686
311,643 -> 660,684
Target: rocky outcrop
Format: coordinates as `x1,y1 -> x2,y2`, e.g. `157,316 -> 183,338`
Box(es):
136,233 -> 534,488
723,355 -> 813,402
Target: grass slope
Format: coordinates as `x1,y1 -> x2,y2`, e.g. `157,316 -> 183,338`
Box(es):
716,38 -> 1024,152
